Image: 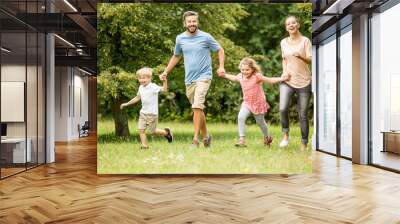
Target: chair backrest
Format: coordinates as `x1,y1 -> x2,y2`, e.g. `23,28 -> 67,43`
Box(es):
82,121 -> 90,129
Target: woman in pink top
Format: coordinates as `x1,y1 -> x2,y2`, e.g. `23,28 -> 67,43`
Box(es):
279,15 -> 312,151
219,57 -> 289,147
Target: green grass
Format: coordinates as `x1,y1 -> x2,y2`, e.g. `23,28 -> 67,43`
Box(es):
97,119 -> 312,174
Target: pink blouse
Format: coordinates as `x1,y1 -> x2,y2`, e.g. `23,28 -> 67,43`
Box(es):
280,36 -> 312,88
236,73 -> 269,115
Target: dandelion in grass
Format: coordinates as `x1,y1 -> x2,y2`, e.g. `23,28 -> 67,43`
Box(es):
176,154 -> 184,162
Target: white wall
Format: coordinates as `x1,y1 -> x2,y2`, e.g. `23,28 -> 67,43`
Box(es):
46,33 -> 55,163
70,71 -> 88,139
55,67 -> 89,141
1,82 -> 25,122
1,65 -> 26,138
55,66 -> 69,141
2,63 -> 45,164
1,65 -> 25,81
74,72 -> 89,133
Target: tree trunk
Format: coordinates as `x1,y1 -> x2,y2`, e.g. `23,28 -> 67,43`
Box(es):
111,99 -> 130,137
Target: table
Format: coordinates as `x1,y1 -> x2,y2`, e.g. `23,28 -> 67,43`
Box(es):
1,138 -> 32,163
381,131 -> 400,154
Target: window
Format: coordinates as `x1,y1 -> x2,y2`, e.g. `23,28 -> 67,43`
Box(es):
0,2 -> 46,179
370,2 -> 400,171
339,26 -> 352,158
317,35 -> 337,154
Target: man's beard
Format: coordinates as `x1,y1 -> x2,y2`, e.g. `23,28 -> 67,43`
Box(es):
186,25 -> 197,33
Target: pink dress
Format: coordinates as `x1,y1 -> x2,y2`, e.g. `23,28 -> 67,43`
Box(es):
236,73 -> 270,115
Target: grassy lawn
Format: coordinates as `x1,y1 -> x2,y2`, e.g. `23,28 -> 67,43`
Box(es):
97,119 -> 312,174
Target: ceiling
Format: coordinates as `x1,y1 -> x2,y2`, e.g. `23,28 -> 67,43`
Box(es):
0,0 -> 97,75
312,0 -> 389,40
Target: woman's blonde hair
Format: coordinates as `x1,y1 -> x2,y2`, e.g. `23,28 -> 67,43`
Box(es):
239,57 -> 261,74
136,67 -> 153,78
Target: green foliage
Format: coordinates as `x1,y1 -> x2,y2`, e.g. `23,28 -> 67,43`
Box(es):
289,3 -> 312,35
97,66 -> 138,116
225,3 -> 313,123
98,3 -> 312,124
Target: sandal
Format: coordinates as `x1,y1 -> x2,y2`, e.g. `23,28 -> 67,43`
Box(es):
203,135 -> 212,148
235,139 -> 247,147
190,139 -> 199,149
264,136 -> 273,147
164,127 -> 173,143
140,145 -> 149,150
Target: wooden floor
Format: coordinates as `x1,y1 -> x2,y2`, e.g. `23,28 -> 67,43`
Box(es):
0,167 -> 26,178
373,151 -> 400,171
1,135 -> 400,223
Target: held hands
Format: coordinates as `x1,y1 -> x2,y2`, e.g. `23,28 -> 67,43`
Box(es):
217,67 -> 225,77
159,71 -> 168,81
292,52 -> 311,64
281,72 -> 291,81
292,52 -> 300,57
284,51 -> 301,58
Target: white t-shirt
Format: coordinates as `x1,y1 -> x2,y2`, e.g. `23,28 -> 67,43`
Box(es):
137,83 -> 163,115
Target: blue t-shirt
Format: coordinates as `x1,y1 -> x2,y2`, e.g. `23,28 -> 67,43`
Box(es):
174,30 -> 221,85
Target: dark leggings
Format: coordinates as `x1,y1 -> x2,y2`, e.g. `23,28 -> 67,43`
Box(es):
279,82 -> 311,144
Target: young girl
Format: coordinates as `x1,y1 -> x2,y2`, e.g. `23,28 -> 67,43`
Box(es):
219,57 -> 289,147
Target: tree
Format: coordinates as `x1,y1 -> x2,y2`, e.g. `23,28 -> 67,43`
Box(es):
97,66 -> 137,137
97,4 -> 312,134
97,3 -> 249,135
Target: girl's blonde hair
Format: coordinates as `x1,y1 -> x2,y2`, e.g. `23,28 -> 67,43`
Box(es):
239,57 -> 261,74
136,67 -> 153,78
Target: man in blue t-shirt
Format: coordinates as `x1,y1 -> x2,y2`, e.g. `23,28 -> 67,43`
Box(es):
160,11 -> 225,148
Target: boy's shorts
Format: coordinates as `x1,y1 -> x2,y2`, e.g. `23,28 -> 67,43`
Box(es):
185,80 -> 211,110
138,113 -> 158,133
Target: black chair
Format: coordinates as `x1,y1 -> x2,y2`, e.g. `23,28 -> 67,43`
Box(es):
79,121 -> 90,138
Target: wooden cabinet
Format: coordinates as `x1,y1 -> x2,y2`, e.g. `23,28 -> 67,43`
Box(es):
382,132 -> 400,154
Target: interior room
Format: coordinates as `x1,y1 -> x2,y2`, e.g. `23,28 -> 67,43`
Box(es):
0,0 -> 399,223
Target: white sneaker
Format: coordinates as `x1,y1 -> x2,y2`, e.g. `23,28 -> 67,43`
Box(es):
279,138 -> 289,148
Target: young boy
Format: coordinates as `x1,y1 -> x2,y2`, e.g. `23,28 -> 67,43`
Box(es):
120,67 -> 173,149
